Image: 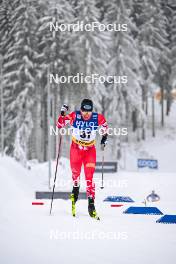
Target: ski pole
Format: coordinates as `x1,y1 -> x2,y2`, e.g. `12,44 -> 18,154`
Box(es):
49,104 -> 68,215
49,134 -> 62,215
100,146 -> 105,189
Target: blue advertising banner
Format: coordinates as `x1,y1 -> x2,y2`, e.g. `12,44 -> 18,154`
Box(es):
137,159 -> 158,169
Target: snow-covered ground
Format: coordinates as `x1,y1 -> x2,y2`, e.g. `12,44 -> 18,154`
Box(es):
0,145 -> 176,264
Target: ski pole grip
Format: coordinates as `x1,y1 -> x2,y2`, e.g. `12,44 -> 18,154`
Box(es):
61,104 -> 69,116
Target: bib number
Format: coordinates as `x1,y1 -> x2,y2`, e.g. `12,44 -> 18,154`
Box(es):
80,130 -> 91,140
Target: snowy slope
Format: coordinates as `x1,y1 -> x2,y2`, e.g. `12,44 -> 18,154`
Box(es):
0,155 -> 176,264
122,100 -> 176,172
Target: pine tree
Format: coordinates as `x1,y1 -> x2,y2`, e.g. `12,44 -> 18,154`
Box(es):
105,0 -> 143,130
102,0 -> 144,159
134,0 -> 171,132
153,0 -> 171,125
170,3 -> 176,89
2,0 -> 38,165
71,0 -> 109,94
35,0 -> 74,160
0,0 -> 17,56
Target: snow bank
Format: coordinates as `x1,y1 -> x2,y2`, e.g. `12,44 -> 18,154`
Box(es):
0,155 -> 176,264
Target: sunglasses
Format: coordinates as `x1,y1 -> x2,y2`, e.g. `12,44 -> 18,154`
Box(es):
81,105 -> 92,111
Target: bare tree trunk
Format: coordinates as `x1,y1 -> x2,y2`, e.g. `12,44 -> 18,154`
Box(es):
142,87 -> 146,140
28,77 -> 42,161
43,91 -> 48,162
161,87 -> 164,127
152,94 -> 155,137
85,40 -> 92,92
166,90 -> 172,116
132,109 -> 137,132
146,94 -> 148,115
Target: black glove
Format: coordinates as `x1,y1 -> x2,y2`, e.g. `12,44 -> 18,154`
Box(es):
61,104 -> 69,116
101,134 -> 108,150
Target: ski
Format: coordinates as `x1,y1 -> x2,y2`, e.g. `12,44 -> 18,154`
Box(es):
91,213 -> 100,221
70,193 -> 76,217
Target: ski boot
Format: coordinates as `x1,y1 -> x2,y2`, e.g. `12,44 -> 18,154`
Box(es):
88,197 -> 100,220
70,186 -> 80,217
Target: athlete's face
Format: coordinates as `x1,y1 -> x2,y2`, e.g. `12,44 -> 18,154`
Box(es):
81,110 -> 92,120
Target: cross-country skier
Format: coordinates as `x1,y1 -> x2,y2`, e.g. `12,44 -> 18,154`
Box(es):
57,99 -> 108,219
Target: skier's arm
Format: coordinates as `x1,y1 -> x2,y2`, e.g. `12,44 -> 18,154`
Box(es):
98,114 -> 108,148
57,105 -> 76,128
98,114 -> 108,134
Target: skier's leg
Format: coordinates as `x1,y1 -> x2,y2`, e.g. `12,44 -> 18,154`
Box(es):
70,143 -> 82,202
83,146 -> 96,199
83,146 -> 99,219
